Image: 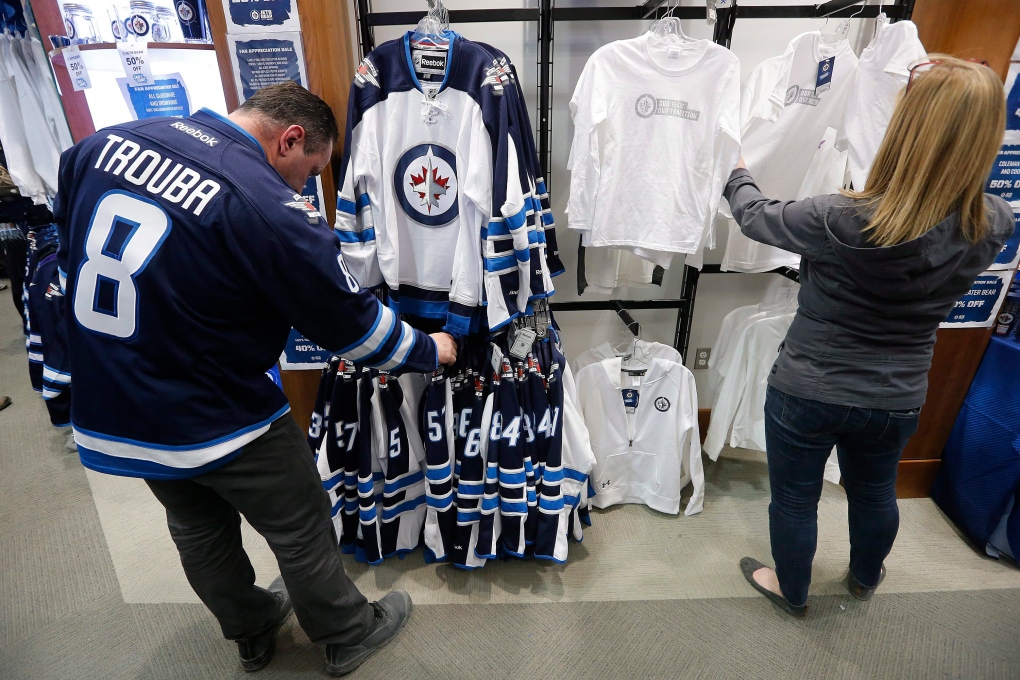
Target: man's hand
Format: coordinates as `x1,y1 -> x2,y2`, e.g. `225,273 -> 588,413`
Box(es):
735,156 -> 747,170
431,332 -> 457,366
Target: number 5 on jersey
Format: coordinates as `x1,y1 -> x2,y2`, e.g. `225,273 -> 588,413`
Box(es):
73,191 -> 171,338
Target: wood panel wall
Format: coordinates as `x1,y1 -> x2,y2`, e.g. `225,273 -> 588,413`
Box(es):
280,0 -> 357,430
206,0 -> 358,431
30,0 -> 95,142
912,0 -> 1020,80
893,0 -> 1020,497
203,0 -> 240,112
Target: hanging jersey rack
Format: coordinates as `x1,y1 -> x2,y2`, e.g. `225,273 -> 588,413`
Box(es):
351,0 -> 915,360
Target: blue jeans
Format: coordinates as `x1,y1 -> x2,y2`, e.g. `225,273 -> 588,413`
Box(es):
764,385 -> 920,606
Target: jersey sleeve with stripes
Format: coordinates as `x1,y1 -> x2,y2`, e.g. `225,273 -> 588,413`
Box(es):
470,91 -> 531,331
560,358 -> 596,538
475,44 -> 559,297
335,84 -> 384,290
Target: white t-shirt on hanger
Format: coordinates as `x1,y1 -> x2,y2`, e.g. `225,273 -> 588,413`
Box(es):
568,33 -> 741,266
581,245 -> 661,293
7,38 -> 60,196
838,20 -> 926,191
721,31 -> 858,273
704,312 -> 795,460
0,36 -> 48,203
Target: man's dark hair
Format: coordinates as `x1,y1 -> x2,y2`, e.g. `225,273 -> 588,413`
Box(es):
237,81 -> 339,154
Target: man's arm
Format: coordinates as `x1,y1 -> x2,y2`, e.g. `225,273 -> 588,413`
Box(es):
52,145 -> 81,293
225,190 -> 442,373
724,168 -> 831,261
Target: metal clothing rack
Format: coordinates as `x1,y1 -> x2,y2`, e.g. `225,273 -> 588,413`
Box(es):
351,0 -> 915,359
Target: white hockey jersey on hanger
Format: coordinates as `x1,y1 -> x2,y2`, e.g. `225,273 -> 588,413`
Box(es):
336,34 -> 532,335
575,356 -> 704,516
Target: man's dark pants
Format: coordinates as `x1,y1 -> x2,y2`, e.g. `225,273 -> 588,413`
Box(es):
146,415 -> 374,645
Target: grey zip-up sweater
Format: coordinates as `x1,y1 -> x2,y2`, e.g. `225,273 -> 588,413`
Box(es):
724,168 -> 1014,410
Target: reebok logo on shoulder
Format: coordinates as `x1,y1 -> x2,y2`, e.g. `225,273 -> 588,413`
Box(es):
169,121 -> 220,146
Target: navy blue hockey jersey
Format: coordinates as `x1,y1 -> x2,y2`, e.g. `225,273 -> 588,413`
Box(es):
28,252 -> 72,427
53,108 -> 439,479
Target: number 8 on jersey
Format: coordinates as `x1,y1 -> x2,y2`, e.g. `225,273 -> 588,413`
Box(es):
73,191 -> 171,338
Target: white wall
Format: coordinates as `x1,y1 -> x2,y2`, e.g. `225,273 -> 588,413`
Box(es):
354,0 -> 880,403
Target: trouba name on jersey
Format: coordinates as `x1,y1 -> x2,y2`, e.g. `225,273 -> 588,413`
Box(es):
93,131 -> 222,218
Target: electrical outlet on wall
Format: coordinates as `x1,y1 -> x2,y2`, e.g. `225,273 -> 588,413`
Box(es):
694,347 -> 711,369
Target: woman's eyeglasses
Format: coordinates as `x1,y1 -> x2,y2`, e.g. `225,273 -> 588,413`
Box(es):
906,59 -> 991,92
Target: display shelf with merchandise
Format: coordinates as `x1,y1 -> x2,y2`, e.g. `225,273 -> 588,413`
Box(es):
353,0 -> 905,361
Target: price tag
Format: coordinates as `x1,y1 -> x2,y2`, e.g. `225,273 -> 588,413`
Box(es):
118,42 -> 154,86
490,344 -> 504,374
816,57 -> 835,94
63,45 -> 91,91
508,326 -> 536,360
621,389 -> 640,414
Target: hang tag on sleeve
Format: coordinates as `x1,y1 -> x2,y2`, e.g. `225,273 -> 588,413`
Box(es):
816,57 -> 834,94
118,42 -> 154,86
63,45 -> 92,91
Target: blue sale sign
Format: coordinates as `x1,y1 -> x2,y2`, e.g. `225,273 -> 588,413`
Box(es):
989,212 -> 1020,270
117,74 -> 191,120
941,272 -> 1011,328
987,145 -> 1020,206
234,37 -> 302,100
280,328 -> 330,369
1006,63 -> 1020,132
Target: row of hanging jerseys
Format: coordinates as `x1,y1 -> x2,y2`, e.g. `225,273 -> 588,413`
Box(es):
307,330 -> 709,568
15,218 -> 72,429
307,330 -> 596,568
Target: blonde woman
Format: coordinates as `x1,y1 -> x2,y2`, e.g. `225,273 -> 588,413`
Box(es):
725,56 -> 1013,617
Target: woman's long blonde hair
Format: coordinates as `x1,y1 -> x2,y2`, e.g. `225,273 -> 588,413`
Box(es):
845,55 -> 1005,247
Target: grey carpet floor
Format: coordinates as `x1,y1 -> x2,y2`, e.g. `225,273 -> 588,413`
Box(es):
1,281 -> 1018,680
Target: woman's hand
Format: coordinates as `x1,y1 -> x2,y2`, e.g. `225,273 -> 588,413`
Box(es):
735,156 -> 747,171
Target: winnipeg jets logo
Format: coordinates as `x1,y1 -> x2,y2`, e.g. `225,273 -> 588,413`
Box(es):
409,147 -> 451,212
394,143 -> 459,227
654,397 -> 671,412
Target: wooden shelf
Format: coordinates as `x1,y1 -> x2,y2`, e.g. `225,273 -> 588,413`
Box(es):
73,42 -> 215,51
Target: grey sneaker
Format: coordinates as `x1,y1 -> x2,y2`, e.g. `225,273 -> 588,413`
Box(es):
325,590 -> 412,676
236,576 -> 293,672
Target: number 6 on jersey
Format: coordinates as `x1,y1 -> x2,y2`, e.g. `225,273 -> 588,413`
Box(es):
73,191 -> 171,338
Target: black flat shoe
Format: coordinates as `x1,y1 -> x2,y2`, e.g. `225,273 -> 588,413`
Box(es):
236,576 -> 293,672
847,565 -> 886,601
739,557 -> 808,619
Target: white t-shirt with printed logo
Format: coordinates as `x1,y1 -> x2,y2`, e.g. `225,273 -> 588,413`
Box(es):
568,33 -> 741,265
